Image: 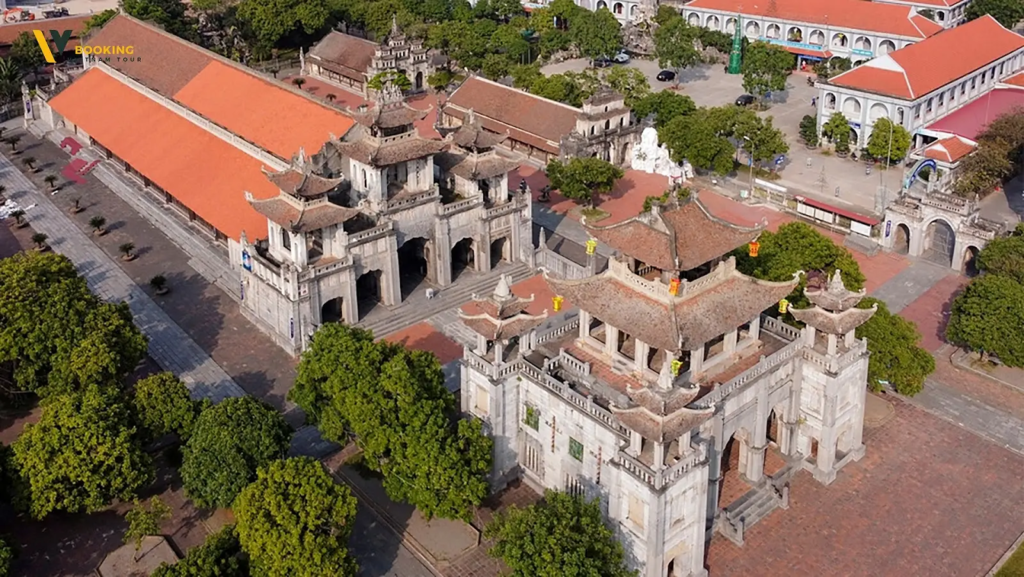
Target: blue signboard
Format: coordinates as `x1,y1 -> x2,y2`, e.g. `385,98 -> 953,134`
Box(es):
851,48 -> 873,57
760,37 -> 825,53
885,220 -> 892,238
242,249 -> 252,271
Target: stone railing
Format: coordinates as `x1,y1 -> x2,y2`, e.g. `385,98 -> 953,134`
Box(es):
885,201 -> 920,219
692,339 -> 802,409
556,348 -> 592,376
518,360 -> 628,437
535,248 -> 589,280
616,451 -> 655,485
385,186 -> 439,213
615,443 -> 708,490
346,221 -> 394,246
441,197 -> 479,216
660,444 -> 709,486
464,349 -> 494,378
761,315 -> 801,342
802,339 -> 867,374
299,255 -> 353,281
485,199 -> 524,220
611,258 -> 670,300
961,222 -> 998,241
95,63 -> 289,171
535,314 -> 580,345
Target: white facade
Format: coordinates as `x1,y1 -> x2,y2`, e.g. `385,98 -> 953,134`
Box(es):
872,0 -> 971,28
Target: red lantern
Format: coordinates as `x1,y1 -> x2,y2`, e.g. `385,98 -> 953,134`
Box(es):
748,241 -> 760,257
669,278 -> 681,296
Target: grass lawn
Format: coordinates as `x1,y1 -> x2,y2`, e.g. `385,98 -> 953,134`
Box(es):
996,540 -> 1024,577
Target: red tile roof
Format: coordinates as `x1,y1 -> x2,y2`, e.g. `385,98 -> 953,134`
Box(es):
173,60 -> 356,159
50,68 -> 279,241
1002,72 -> 1024,88
922,135 -> 976,163
446,76 -> 579,154
0,14 -> 91,48
829,16 -> 1024,99
925,88 -> 1024,139
307,31 -> 377,81
686,0 -> 942,39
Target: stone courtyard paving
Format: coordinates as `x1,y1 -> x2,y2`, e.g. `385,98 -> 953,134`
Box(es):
706,397 -> 1024,577
896,275 -> 971,353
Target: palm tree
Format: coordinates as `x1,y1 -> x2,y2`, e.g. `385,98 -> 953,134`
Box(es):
6,135 -> 21,154
21,156 -> 36,172
70,197 -> 82,214
119,242 -> 135,260
292,77 -> 306,90
89,215 -> 106,235
10,209 -> 25,227
31,232 -> 47,250
149,275 -> 169,295
43,174 -> 58,191
269,68 -> 279,78
325,93 -> 336,103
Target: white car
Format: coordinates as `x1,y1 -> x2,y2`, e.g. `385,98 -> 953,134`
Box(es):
613,51 -> 630,64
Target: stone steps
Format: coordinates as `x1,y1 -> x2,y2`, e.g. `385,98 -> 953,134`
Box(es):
360,263 -> 535,338
718,481 -> 780,546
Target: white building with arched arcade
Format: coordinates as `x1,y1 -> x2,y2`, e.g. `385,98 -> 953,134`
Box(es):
817,16 -> 1024,150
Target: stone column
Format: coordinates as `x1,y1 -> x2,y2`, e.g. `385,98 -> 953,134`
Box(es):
827,333 -> 838,356
844,330 -> 856,348
634,340 -> 651,374
342,268 -> 359,324
749,315 -> 761,342
743,390 -> 770,483
814,392 -> 839,485
705,417 -> 725,524
690,345 -> 705,375
578,309 -> 591,340
476,334 -> 487,355
436,219 -> 453,286
723,329 -> 738,355
629,430 -> 642,456
604,324 -> 619,357
384,235 -> 402,306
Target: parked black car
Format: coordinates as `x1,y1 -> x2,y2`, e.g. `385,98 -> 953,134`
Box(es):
735,94 -> 756,106
592,57 -> 614,68
656,69 -> 676,81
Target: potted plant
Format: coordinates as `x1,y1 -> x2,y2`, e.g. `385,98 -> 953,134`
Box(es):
31,232 -> 48,251
835,129 -> 851,158
292,77 -> 306,90
119,242 -> 136,261
149,275 -> 169,295
10,209 -> 26,228
89,215 -> 106,236
70,197 -> 83,214
22,156 -> 37,172
6,135 -> 21,155
799,115 -> 819,148
44,174 -> 59,192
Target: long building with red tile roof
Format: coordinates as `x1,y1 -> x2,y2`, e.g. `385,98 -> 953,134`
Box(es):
0,14 -> 90,57
868,0 -> 971,29
681,0 -> 941,66
815,15 -> 1024,150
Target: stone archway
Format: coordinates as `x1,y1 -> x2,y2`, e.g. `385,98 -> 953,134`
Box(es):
356,270 -> 383,318
718,429 -> 751,509
321,297 -> 343,324
415,71 -> 423,91
398,237 -> 431,297
894,223 -> 910,255
963,245 -> 980,276
923,219 -> 956,267
490,236 -> 509,269
452,237 -> 475,281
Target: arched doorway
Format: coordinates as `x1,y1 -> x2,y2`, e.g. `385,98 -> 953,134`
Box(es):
894,223 -> 910,255
321,297 -> 343,324
490,237 -> 509,269
963,246 -> 980,276
923,219 -> 956,267
414,71 -> 423,91
718,432 -> 749,509
452,237 -> 475,281
398,237 -> 430,297
356,270 -> 383,318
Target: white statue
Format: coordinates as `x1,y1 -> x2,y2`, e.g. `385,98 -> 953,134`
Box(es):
631,126 -> 684,181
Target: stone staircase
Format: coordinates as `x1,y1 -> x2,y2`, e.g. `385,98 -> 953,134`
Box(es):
359,262 -> 535,338
717,460 -> 799,546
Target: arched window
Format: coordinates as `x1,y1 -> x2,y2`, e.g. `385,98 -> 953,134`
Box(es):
808,30 -> 825,46
766,23 -> 781,39
831,32 -> 847,48
605,119 -> 610,130
613,2 -> 623,14
281,228 -> 291,251
361,169 -> 367,190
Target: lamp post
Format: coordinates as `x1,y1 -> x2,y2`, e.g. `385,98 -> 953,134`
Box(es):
743,135 -> 756,194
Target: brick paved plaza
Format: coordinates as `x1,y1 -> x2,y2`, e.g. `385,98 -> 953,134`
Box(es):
706,397 -> 1024,577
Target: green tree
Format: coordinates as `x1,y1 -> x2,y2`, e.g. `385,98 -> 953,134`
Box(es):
952,140 -> 1013,197
122,0 -> 198,41
545,157 -> 623,207
571,8 -> 621,59
976,224 -> 1024,283
529,73 -> 584,106
490,0 -> 524,21
660,111 -> 735,175
603,66 -> 650,107
734,113 -> 789,164
153,526 -> 248,577
124,497 -> 172,559
9,33 -> 44,72
966,0 -> 1024,29
0,57 -> 20,105
741,41 -> 794,101
485,490 -> 637,577
822,112 -> 851,153
799,114 -> 819,147
0,252 -> 147,397
482,53 -> 513,80
0,537 -> 12,577
854,298 -> 935,396
866,117 -> 912,163
12,386 -> 153,519
291,324 -> 492,521
491,23 -> 532,65
812,56 -> 851,80
83,9 -> 118,33
132,372 -> 207,441
632,90 -> 696,128
946,274 -> 1024,366
510,63 -> 542,89
654,5 -> 678,25
367,69 -> 413,91
732,221 -> 864,307
180,396 -> 291,509
236,0 -> 330,49
234,457 -> 358,577
654,17 -> 699,85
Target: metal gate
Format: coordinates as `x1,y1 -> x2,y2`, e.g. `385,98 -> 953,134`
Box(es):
923,220 -> 955,267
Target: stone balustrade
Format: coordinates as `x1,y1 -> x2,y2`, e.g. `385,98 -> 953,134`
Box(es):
692,338 -> 803,409
761,315 -> 801,341
346,220 -> 394,245
385,186 -> 439,213
441,197 -> 480,216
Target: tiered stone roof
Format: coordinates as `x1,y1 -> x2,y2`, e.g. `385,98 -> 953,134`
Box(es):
334,80 -> 444,167
262,150 -> 344,199
611,361 -> 714,443
790,270 -> 877,334
458,275 -> 547,341
247,152 -> 361,233
582,192 -> 765,272
545,256 -> 799,352
435,109 -> 520,181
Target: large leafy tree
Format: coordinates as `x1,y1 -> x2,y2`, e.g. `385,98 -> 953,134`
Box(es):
976,223 -> 1024,284
234,457 -> 358,577
12,386 -> 153,519
485,490 -> 636,577
83,9 -> 118,33
660,110 -> 735,175
545,157 -> 624,207
122,0 -> 198,41
180,396 -> 291,509
866,117 -> 912,163
734,113 -> 789,164
966,0 -> 1024,28
822,111 -> 852,153
291,324 -> 492,521
0,537 -> 11,577
855,298 -> 934,396
602,66 -> 650,108
9,33 -> 44,73
0,252 -> 147,398
946,274 -> 1024,366
132,372 -> 208,441
236,0 -> 330,49
654,17 -> 700,85
0,57 -> 20,105
741,41 -> 794,100
570,8 -> 621,59
953,140 -> 1013,197
632,90 -> 696,128
153,526 -> 248,577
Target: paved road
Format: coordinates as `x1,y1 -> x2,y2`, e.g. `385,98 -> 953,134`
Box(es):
912,377 -> 1024,457
870,258 -> 952,313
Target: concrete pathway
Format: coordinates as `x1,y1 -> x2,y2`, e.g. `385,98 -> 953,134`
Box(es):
909,377 -> 1024,458
869,258 -> 953,313
0,154 -> 245,403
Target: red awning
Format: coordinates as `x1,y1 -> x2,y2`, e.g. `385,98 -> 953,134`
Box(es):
795,196 -> 880,226
784,46 -> 833,59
